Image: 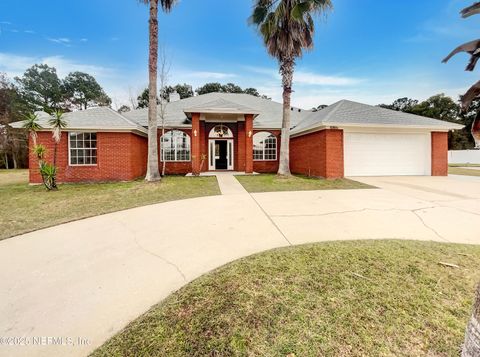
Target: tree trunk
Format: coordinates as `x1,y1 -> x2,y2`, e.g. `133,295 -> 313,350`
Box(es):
462,283 -> 480,356
4,153 -> 9,169
277,56 -> 294,176
145,0 -> 161,182
12,152 -> 17,169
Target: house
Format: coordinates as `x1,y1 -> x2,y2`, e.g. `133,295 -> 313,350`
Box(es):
13,92 -> 463,183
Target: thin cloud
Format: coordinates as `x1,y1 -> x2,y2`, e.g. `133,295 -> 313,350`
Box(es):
24,30 -> 35,34
0,52 -> 115,80
47,37 -> 71,46
244,65 -> 361,86
188,71 -> 237,79
0,21 -> 11,25
80,38 -> 88,42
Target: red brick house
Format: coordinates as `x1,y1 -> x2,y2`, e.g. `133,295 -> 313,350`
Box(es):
14,92 -> 463,183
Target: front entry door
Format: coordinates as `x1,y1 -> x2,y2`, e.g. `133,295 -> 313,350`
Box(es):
209,139 -> 234,170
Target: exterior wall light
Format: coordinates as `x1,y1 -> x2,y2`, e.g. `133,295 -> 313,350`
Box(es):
194,129 -> 198,137
248,130 -> 252,138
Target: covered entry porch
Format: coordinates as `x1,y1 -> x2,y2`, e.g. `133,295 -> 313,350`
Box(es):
184,99 -> 259,174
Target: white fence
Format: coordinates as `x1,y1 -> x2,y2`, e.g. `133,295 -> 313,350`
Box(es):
448,150 -> 480,164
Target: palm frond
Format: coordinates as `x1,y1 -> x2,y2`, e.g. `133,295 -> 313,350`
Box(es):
249,0 -> 332,61
138,0 -> 178,12
48,110 -> 68,143
461,2 -> 480,18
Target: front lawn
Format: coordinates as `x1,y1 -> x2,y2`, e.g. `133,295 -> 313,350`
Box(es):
449,167 -> 480,177
236,173 -> 373,193
92,240 -> 480,357
0,170 -> 220,240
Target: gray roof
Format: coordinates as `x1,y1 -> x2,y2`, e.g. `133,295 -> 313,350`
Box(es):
9,95 -> 464,135
124,92 -> 307,129
183,98 -> 260,115
10,107 -> 147,135
291,99 -> 464,135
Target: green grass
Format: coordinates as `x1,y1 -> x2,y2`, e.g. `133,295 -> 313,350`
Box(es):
0,169 -> 220,240
235,174 -> 373,193
92,240 -> 480,357
449,167 -> 480,177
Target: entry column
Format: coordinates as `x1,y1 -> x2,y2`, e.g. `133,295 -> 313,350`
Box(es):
245,114 -> 253,174
192,113 -> 201,175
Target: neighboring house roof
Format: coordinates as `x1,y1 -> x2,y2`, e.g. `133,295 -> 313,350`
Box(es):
291,100 -> 464,135
123,92 -> 308,129
10,107 -> 147,136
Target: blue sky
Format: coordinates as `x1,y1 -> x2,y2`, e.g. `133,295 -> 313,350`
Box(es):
1,0 -> 480,109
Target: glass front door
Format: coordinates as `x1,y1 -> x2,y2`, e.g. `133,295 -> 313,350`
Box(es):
209,139 -> 233,170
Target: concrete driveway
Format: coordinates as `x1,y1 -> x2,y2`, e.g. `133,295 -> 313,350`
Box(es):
0,174 -> 479,357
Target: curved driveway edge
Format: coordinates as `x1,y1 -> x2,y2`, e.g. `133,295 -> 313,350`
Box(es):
0,175 -> 479,356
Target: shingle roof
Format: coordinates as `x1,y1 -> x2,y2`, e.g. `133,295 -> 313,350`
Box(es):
183,98 -> 260,114
291,99 -> 464,135
10,107 -> 147,135
9,95 -> 464,135
123,92 -> 307,129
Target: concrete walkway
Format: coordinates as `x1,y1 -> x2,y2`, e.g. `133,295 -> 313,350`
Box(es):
0,175 -> 479,356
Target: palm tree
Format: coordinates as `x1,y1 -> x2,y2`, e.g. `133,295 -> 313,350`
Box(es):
22,113 -> 41,147
463,283 -> 480,356
48,110 -> 67,169
139,0 -> 177,182
250,0 -> 332,175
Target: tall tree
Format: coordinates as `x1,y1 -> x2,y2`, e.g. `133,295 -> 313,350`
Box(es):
195,82 -> 224,95
409,94 -> 461,122
162,83 -> 194,100
0,73 -> 31,168
250,0 -> 332,175
195,82 -> 268,97
63,71 -> 111,110
15,64 -> 64,112
378,97 -> 419,113
139,0 -> 177,182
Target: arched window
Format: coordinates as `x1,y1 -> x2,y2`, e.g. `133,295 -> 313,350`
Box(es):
161,130 -> 191,162
209,124 -> 233,138
253,132 -> 277,161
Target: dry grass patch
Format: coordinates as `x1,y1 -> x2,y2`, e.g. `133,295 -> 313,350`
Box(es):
449,167 -> 480,177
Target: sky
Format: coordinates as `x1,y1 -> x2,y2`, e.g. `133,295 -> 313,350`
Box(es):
1,0 -> 480,110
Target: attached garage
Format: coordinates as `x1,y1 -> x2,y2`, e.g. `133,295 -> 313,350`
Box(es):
344,131 -> 431,176
289,100 -> 464,179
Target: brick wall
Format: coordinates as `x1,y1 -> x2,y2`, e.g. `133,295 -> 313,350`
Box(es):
431,131 -> 448,176
290,129 -> 344,179
29,131 -> 148,184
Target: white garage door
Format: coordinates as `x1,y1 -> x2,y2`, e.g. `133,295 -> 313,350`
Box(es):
344,132 -> 431,176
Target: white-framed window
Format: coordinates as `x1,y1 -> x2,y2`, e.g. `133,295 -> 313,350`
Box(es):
253,131 -> 277,161
69,132 -> 97,165
161,130 -> 191,162
209,124 -> 233,138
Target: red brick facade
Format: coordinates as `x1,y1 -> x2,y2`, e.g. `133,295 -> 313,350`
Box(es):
290,129 -> 344,179
28,126 -> 450,183
29,131 -> 147,183
431,131 -> 448,176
